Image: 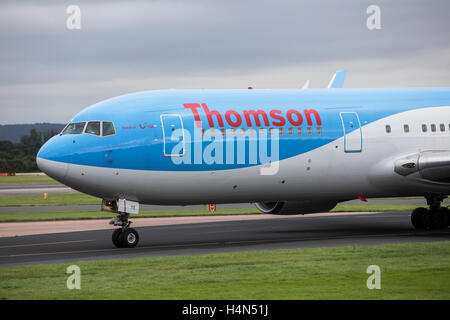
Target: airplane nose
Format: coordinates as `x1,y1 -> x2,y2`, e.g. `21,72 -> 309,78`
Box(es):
36,136 -> 70,182
36,156 -> 69,181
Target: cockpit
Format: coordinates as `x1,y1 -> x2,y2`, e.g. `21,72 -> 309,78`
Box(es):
61,121 -> 116,137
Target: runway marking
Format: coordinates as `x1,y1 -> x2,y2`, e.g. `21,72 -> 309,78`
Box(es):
0,239 -> 93,249
2,230 -> 450,259
353,215 -> 405,218
5,241 -> 223,258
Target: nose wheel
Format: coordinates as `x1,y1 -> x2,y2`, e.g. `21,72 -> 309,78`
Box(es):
112,227 -> 139,248
110,212 -> 139,248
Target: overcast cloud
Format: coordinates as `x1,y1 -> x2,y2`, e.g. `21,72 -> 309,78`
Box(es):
0,0 -> 449,124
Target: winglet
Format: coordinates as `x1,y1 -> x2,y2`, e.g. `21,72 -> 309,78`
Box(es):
327,70 -> 346,88
302,80 -> 310,89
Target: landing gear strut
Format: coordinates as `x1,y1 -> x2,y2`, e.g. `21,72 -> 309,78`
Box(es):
110,212 -> 139,248
411,195 -> 450,230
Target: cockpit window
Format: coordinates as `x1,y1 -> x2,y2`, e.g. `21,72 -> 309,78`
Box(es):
102,121 -> 115,136
85,121 -> 100,136
62,122 -> 86,134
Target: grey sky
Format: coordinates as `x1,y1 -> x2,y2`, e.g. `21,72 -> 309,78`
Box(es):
0,0 -> 449,124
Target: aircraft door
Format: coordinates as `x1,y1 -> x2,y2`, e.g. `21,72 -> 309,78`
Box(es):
339,112 -> 362,152
160,114 -> 185,157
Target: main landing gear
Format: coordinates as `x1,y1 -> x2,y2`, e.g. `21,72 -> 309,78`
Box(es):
110,212 -> 139,248
411,195 -> 450,230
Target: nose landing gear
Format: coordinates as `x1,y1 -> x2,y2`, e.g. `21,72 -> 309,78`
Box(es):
411,196 -> 450,230
110,212 -> 139,248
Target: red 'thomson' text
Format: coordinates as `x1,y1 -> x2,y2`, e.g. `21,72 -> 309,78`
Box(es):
184,103 -> 322,128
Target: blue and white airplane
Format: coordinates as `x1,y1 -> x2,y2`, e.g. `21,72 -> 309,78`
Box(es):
37,71 -> 450,248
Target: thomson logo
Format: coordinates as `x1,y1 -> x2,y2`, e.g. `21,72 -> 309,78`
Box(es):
184,103 -> 322,128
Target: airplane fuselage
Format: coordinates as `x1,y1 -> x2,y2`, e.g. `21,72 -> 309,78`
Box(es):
37,88 -> 450,206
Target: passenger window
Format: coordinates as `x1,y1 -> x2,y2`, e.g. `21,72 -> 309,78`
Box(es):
259,128 -> 266,136
201,128 -> 206,137
269,128 -> 275,135
440,124 -> 445,132
316,127 -> 322,134
307,126 -> 312,135
297,127 -> 303,135
385,125 -> 391,133
422,124 -> 427,132
279,127 -> 284,135
230,128 -> 236,136
85,121 -> 100,136
249,128 -> 256,136
431,124 -> 436,132
288,127 -> 294,135
62,122 -> 86,134
239,128 -> 245,136
403,124 -> 409,133
220,128 -> 226,136
102,121 -> 116,136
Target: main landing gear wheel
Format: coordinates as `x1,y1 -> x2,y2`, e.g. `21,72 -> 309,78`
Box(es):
411,196 -> 450,230
411,207 -> 428,229
429,209 -> 448,229
110,212 -> 140,248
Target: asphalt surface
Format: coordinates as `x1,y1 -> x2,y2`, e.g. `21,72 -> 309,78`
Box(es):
1,211 -> 449,267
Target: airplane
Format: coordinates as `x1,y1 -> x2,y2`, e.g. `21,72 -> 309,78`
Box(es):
36,71 -> 450,248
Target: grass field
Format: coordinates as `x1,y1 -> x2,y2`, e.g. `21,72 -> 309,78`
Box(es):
0,193 -> 427,208
0,193 -> 99,207
0,175 -> 58,186
0,241 -> 449,299
0,192 -> 426,210
0,208 -> 260,222
0,204 -> 424,222
0,193 -> 428,222
0,196 -> 425,222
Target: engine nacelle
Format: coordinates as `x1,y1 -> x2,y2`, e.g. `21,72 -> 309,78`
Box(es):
255,200 -> 337,215
394,150 -> 450,183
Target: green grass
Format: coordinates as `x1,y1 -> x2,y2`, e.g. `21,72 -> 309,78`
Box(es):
0,175 -> 58,186
0,201 -> 425,222
0,208 -> 259,222
0,241 -> 449,299
0,193 -> 427,222
0,192 -> 429,208
0,193 -> 100,207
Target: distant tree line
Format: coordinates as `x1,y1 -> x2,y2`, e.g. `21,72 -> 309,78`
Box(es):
0,128 -> 59,173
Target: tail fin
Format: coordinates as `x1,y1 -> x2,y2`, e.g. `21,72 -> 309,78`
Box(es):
302,80 -> 310,89
327,70 -> 346,88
